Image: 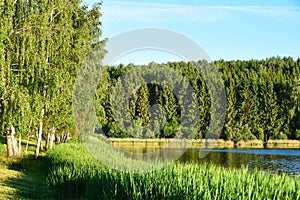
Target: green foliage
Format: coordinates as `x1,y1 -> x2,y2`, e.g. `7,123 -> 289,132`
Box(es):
0,1 -> 103,137
96,58 -> 300,141
277,132 -> 288,140
46,142 -> 300,199
163,117 -> 179,138
104,122 -> 127,138
295,129 -> 300,140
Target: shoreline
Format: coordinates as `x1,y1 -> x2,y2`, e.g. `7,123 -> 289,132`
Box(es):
108,138 -> 300,149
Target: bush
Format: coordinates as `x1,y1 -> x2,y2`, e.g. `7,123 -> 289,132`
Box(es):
277,132 -> 288,140
105,122 -> 127,138
295,129 -> 300,140
163,117 -> 179,138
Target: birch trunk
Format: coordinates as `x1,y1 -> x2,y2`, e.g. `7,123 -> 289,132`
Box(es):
18,133 -> 21,154
35,108 -> 44,159
40,135 -> 44,151
49,127 -> 55,150
6,132 -> 13,157
55,135 -> 60,144
25,135 -> 30,155
45,127 -> 55,150
46,132 -> 50,151
11,125 -> 19,156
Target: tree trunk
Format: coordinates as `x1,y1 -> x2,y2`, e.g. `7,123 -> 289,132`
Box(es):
46,127 -> 55,151
7,126 -> 19,158
6,132 -> 13,158
62,133 -> 67,143
264,132 -> 269,148
18,133 -> 21,154
11,125 -> 19,156
40,135 -> 44,151
49,127 -> 55,150
46,132 -> 50,151
55,134 -> 60,144
35,121 -> 43,158
25,135 -> 30,155
35,108 -> 44,159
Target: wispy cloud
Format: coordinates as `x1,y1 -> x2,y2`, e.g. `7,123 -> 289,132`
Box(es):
102,1 -> 300,23
226,6 -> 300,19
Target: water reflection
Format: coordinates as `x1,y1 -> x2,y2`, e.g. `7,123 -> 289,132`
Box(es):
112,142 -> 300,176
177,149 -> 300,176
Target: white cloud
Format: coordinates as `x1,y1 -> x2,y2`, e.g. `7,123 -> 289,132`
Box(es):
226,6 -> 300,19
102,1 -> 300,23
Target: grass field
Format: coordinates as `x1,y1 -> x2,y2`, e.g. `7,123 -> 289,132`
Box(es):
1,136 -> 300,199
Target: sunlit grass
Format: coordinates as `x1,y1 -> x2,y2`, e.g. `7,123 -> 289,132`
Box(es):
0,136 -> 59,199
1,135 -> 299,199
46,142 -> 300,200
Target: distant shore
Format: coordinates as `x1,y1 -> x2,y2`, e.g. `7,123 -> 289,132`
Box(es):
109,138 -> 300,149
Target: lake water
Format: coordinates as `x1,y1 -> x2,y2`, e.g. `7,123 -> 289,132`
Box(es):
178,148 -> 300,176
112,142 -> 300,176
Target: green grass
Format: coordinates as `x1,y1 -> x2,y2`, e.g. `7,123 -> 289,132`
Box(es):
0,135 -> 61,199
46,141 -> 300,200
1,134 -> 299,199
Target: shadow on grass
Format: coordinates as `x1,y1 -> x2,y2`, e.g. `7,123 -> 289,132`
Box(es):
0,134 -> 65,199
3,155 -> 63,199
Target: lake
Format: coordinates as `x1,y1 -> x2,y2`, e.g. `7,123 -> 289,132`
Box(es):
112,142 -> 300,176
178,148 -> 300,176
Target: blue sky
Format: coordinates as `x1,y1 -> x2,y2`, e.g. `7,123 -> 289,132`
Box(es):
84,0 -> 300,64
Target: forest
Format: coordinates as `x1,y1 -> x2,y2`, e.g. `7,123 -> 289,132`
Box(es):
95,59 -> 300,142
1,1 -> 300,158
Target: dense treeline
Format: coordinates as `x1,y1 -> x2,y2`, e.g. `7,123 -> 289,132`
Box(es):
0,0 -> 103,157
95,58 -> 300,142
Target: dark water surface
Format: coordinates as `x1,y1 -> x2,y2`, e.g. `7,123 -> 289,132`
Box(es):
177,148 -> 300,176
113,142 -> 300,176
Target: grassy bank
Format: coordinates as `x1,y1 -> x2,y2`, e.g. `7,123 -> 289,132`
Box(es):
110,138 -> 300,149
46,142 -> 300,200
0,136 -> 61,199
1,136 -> 299,199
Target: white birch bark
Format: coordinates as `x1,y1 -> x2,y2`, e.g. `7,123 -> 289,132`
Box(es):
35,108 -> 44,159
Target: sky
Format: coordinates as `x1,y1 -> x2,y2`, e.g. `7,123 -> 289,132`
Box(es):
83,0 -> 300,65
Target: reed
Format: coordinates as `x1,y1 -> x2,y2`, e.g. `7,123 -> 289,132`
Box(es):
46,142 -> 300,199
